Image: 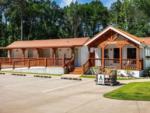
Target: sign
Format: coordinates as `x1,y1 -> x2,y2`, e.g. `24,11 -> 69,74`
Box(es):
97,74 -> 105,85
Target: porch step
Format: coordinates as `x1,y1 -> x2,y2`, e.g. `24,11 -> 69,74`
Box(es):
70,67 -> 83,74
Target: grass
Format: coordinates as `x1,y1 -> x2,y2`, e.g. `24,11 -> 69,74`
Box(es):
104,82 -> 150,101
0,71 -> 62,76
81,75 -> 138,80
80,75 -> 96,78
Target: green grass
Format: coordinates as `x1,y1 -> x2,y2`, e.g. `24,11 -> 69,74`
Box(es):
81,75 -> 137,80
104,82 -> 150,101
117,77 -> 137,80
0,71 -> 62,76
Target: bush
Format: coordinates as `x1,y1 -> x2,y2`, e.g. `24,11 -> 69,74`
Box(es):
143,67 -> 150,77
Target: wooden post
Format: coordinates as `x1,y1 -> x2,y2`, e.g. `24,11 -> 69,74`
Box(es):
119,46 -> 122,69
36,48 -> 40,58
0,62 -> 1,70
52,48 -> 57,66
28,59 -> 30,69
45,58 -> 47,67
101,47 -> 105,68
62,54 -> 65,67
8,49 -> 12,58
13,61 -> 15,70
136,47 -> 140,70
22,49 -> 25,66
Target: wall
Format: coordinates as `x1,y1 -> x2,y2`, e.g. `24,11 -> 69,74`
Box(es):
57,48 -> 72,59
144,47 -> 150,69
117,69 -> 143,78
80,46 -> 89,65
2,67 -> 65,74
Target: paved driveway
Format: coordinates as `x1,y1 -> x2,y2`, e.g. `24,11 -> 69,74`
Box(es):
0,75 -> 150,113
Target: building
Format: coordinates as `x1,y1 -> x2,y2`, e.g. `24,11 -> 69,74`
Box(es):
1,26 -> 150,77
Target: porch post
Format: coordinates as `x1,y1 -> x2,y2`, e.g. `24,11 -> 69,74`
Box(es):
119,46 -> 122,69
36,48 -> 40,58
136,47 -> 140,70
22,49 -> 25,58
101,47 -> 105,68
71,47 -> 75,58
8,49 -> 12,58
52,48 -> 57,66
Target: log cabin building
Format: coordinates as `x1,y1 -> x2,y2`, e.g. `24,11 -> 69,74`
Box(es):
1,26 -> 150,77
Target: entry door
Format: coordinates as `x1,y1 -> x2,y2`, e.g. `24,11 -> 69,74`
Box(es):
113,48 -> 120,63
74,48 -> 80,67
95,48 -> 101,66
90,52 -> 95,66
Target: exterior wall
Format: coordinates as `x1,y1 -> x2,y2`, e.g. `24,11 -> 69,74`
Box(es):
10,48 -> 72,58
117,69 -> 143,78
144,47 -> 150,69
57,48 -> 72,59
74,46 -> 89,67
2,67 -> 65,74
11,49 -> 24,58
95,48 -> 101,66
80,46 -> 89,65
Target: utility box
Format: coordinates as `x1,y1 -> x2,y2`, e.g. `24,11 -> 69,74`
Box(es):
96,69 -> 119,86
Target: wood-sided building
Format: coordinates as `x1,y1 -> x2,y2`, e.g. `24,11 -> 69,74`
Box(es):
1,26 -> 150,77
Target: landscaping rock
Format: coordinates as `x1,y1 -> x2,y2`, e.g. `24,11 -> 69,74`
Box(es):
11,73 -> 26,76
34,75 -> 51,78
61,74 -> 82,81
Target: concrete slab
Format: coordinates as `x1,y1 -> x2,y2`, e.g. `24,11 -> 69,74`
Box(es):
0,75 -> 150,113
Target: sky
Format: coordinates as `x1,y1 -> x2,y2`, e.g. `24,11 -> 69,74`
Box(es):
54,0 -> 117,8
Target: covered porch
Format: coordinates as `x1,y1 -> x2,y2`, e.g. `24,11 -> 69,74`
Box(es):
0,38 -> 89,73
88,44 -> 143,70
83,26 -> 144,74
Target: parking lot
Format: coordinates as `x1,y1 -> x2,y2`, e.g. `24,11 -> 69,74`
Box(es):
0,75 -> 150,113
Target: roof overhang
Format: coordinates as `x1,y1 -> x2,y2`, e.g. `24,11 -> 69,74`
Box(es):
85,26 -> 141,46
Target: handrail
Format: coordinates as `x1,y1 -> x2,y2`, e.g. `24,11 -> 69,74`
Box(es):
64,56 -> 74,72
82,59 -> 90,74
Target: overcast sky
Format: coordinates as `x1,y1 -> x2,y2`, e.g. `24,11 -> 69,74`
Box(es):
54,0 -> 117,8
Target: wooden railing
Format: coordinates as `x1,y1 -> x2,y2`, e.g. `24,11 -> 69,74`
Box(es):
82,59 -> 90,74
0,57 -> 74,70
64,56 -> 74,72
82,58 -> 143,74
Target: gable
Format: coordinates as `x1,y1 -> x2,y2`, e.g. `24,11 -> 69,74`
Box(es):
85,26 -> 142,46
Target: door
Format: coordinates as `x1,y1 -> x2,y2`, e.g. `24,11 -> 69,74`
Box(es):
113,48 -> 120,63
95,48 -> 101,66
74,48 -> 80,67
90,52 -> 95,66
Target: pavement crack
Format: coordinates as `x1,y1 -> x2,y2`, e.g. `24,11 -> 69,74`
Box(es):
135,101 -> 141,113
65,98 -> 98,113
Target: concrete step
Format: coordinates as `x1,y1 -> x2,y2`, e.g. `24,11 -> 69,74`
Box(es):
70,67 -> 83,74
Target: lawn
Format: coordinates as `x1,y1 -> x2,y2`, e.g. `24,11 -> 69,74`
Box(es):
0,71 -> 62,76
81,75 -> 137,80
104,82 -> 150,101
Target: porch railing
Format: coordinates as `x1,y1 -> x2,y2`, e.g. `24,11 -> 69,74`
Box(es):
82,58 -> 143,74
0,57 -> 74,70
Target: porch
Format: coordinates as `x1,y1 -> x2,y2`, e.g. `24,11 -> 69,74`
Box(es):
82,45 -> 144,74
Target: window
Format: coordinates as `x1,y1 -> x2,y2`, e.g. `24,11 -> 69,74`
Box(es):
127,48 -> 136,59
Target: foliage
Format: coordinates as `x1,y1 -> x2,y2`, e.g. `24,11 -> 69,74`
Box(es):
104,82 -> 150,101
0,0 -> 150,49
